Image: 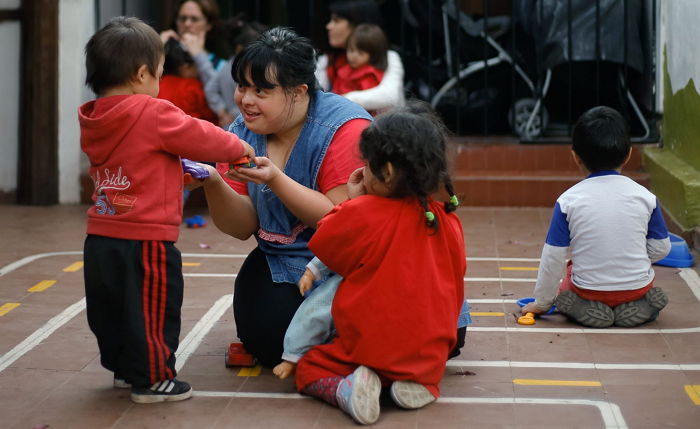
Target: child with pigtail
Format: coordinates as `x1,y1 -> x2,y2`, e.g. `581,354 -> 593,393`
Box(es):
278,101 -> 467,425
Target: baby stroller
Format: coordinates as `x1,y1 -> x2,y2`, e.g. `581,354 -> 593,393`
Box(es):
514,0 -> 653,140
395,0 -> 539,135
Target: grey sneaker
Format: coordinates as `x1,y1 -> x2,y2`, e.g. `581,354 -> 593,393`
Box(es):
335,366 -> 381,425
131,379 -> 193,404
390,381 -> 436,409
555,290 -> 614,328
614,288 -> 668,327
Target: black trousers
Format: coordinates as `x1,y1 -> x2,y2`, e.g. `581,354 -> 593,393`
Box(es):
83,235 -> 183,387
233,247 -> 305,368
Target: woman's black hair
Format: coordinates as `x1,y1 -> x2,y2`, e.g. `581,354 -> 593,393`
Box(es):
329,0 -> 384,28
231,27 -> 318,96
163,38 -> 194,76
359,100 -> 458,230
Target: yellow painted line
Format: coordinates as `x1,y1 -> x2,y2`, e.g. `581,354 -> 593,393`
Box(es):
0,303 -> 20,316
500,267 -> 539,271
237,366 -> 262,377
182,262 -> 201,267
513,379 -> 601,387
62,261 -> 84,272
28,280 -> 56,292
471,312 -> 505,317
685,385 -> 700,405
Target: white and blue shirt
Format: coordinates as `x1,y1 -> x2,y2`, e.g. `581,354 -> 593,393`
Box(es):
532,171 -> 671,311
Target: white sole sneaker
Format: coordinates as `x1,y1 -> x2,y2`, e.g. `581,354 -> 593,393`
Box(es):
131,379 -> 193,404
336,366 -> 381,425
390,381 -> 436,409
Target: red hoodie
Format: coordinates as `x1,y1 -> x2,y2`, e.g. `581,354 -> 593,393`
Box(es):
78,94 -> 245,242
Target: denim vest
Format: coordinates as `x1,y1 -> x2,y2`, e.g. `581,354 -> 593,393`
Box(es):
230,90 -> 372,284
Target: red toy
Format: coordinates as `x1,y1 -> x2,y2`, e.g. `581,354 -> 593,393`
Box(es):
229,156 -> 255,169
225,342 -> 256,367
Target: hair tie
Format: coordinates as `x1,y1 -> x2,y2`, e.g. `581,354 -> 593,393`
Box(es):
425,211 -> 435,223
450,195 -> 459,207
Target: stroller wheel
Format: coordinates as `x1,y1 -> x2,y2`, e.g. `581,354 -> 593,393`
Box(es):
509,98 -> 549,139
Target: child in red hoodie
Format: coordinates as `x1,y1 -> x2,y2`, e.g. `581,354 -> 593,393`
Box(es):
78,16 -> 254,404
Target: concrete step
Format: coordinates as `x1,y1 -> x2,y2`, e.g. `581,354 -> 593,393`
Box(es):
447,138 -> 651,207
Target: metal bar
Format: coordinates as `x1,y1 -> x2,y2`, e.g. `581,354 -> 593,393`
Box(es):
428,0 -> 433,99
567,0 -> 573,134
455,0 -> 461,134
595,0 -> 600,105
510,0 -> 516,132
651,0 -> 657,114
121,0 -> 126,16
94,0 -> 100,30
483,0 -> 489,135
623,0 -> 628,100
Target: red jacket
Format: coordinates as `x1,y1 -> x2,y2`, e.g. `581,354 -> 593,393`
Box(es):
78,94 -> 246,241
158,75 -> 217,123
332,63 -> 384,95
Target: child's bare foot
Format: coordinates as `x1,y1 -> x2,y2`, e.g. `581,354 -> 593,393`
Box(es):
272,361 -> 296,379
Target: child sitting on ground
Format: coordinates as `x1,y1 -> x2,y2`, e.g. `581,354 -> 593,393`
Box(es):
79,16 -> 254,404
521,106 -> 671,328
291,102 -> 466,425
332,23 -> 388,114
158,38 -> 217,123
272,255 -> 471,379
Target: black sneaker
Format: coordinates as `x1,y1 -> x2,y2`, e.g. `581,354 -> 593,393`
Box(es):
131,379 -> 193,404
614,288 -> 668,327
555,290 -> 614,328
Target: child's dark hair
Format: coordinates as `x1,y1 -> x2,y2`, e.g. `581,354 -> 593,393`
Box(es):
231,27 -> 318,97
329,0 -> 385,28
85,16 -> 163,95
572,106 -> 631,172
223,15 -> 267,54
348,24 -> 388,70
359,100 -> 458,229
163,39 -> 193,76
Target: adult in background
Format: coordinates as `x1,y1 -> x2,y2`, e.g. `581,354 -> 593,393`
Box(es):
195,27 -> 373,367
316,0 -> 405,112
160,0 -> 226,86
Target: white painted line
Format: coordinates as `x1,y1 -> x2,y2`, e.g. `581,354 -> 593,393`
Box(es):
182,273 -> 535,283
0,251 -> 82,277
448,360 -> 700,371
175,294 -> 232,372
679,268 -> 700,303
192,392 -> 627,429
469,299 -> 518,304
469,326 -> 700,334
0,298 -> 86,373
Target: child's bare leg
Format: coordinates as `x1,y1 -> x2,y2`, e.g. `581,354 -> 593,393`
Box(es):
273,361 -> 297,379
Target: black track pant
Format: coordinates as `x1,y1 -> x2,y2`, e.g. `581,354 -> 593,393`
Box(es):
83,235 -> 184,387
233,247 -> 305,368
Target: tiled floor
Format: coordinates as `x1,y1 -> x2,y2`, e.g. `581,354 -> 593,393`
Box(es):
1,204 -> 699,428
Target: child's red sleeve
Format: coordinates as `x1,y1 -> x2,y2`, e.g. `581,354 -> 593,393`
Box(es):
156,99 -> 244,162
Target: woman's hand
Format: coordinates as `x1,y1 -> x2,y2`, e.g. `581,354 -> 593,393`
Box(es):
225,156 -> 280,185
181,31 -> 206,56
346,167 -> 367,199
160,29 -> 179,44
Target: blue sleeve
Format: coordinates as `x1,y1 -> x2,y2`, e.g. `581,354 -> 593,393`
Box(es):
545,202 -> 570,247
647,200 -> 669,239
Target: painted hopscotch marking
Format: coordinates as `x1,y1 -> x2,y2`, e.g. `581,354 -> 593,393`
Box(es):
513,379 -> 602,387
684,385 -> 700,405
471,312 -> 506,317
237,366 -> 262,377
500,267 -> 539,271
62,261 -> 83,272
448,360 -> 700,371
28,280 -> 56,292
182,262 -> 201,267
193,392 -> 628,429
0,303 -> 20,316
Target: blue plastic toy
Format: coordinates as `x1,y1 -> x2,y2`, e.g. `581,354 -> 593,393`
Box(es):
517,297 -> 556,314
654,233 -> 695,268
184,215 -> 206,228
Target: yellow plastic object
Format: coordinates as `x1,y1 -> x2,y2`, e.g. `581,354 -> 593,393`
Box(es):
517,312 -> 536,325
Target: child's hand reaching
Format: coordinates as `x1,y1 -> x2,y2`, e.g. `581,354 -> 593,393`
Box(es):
521,302 -> 546,315
272,360 -> 296,379
225,156 -> 280,185
347,167 -> 367,199
298,268 -> 316,296
240,139 -> 256,160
